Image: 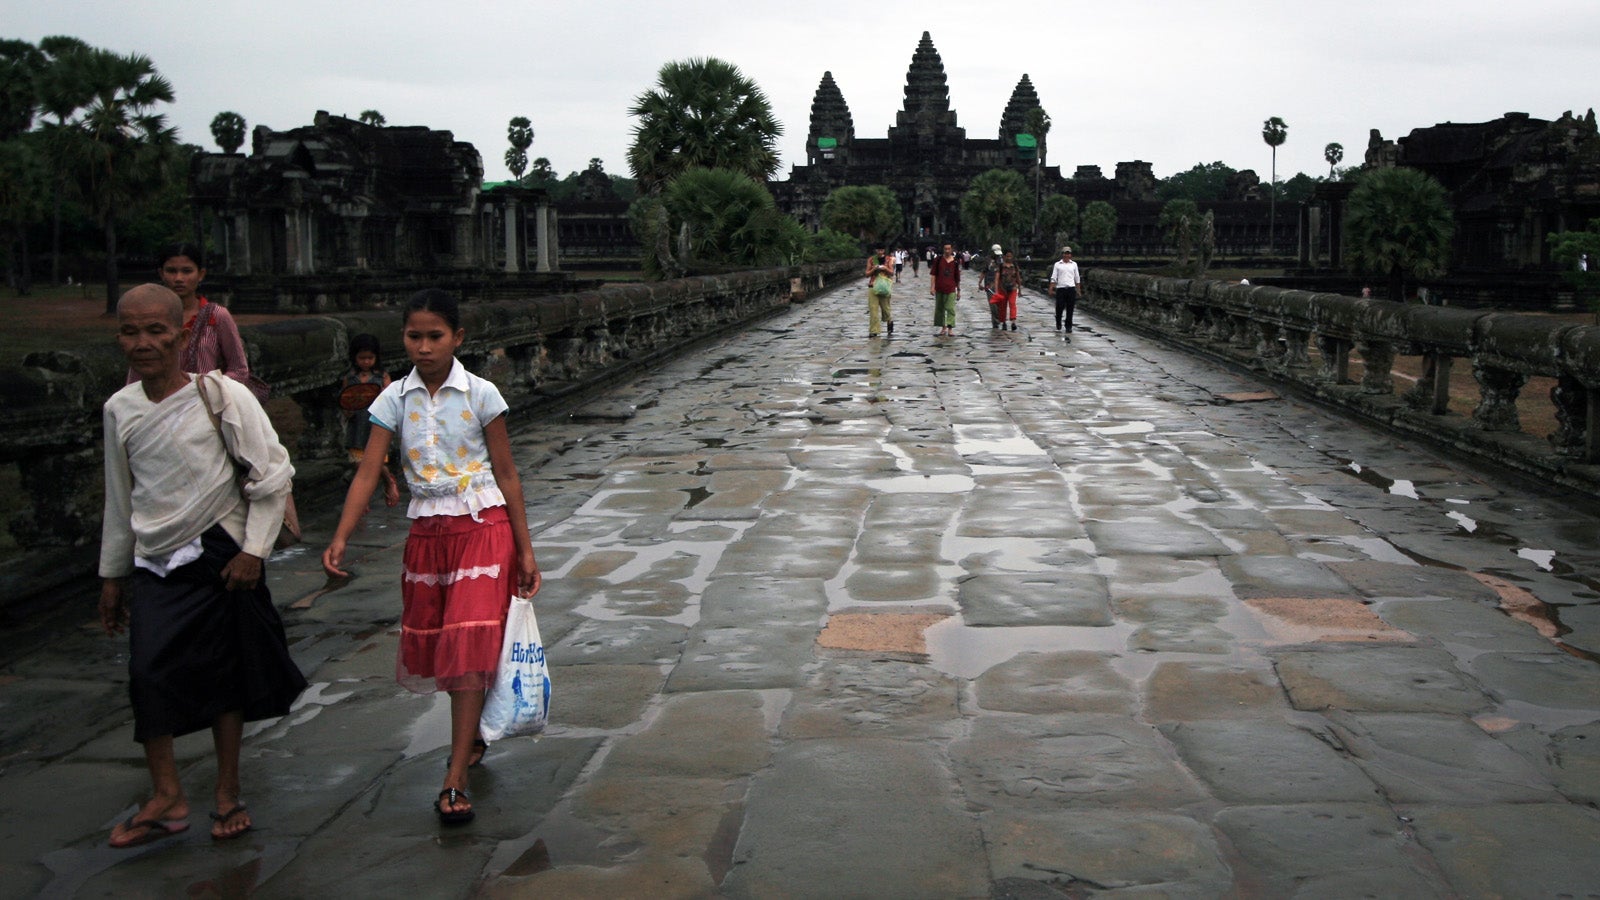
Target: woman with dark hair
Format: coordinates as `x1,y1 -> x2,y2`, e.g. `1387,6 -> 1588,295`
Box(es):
126,243 -> 257,396
323,289 -> 540,826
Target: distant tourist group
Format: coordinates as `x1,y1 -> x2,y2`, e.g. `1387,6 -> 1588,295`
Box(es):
863,243 -> 1085,338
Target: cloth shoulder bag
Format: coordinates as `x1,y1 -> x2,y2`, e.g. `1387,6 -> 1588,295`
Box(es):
196,373 -> 301,550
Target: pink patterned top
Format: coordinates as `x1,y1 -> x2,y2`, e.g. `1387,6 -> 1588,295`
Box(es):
125,298 -> 251,385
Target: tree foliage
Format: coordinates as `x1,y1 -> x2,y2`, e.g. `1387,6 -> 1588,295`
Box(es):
1324,142 -> 1344,177
821,185 -> 900,243
1038,194 -> 1078,248
1080,200 -> 1117,248
627,58 -> 782,195
807,227 -> 861,262
54,46 -> 178,311
1158,161 -> 1237,203
210,110 -> 245,154
960,168 -> 1030,250
1159,199 -> 1214,275
358,109 -> 386,127
504,115 -> 533,180
632,166 -> 806,278
1345,167 -> 1455,302
1546,218 -> 1600,321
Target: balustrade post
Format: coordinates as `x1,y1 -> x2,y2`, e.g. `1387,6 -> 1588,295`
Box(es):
1357,340 -> 1395,395
1316,336 -> 1350,383
1471,362 -> 1528,432
1283,329 -> 1311,368
1549,374 -> 1591,459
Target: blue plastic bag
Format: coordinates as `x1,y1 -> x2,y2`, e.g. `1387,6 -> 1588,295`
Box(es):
479,595 -> 551,741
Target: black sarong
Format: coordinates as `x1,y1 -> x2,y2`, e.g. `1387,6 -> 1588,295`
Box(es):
127,524 -> 307,742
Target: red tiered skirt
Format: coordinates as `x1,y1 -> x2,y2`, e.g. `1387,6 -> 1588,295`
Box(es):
398,506 -> 513,693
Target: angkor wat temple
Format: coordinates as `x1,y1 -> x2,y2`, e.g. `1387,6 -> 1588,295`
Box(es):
771,32 -> 1284,255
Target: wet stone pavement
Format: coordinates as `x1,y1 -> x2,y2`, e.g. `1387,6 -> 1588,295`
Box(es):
6,268 -> 1600,898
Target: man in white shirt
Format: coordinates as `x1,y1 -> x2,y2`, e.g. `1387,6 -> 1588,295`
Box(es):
98,284 -> 304,847
1048,246 -> 1084,333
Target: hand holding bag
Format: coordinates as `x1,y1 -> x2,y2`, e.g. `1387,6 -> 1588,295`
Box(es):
480,594 -> 551,741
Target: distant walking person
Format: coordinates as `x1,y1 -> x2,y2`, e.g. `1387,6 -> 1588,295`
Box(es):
929,242 -> 962,337
991,250 -> 1023,331
982,245 -> 1004,329
100,284 -> 305,847
865,245 -> 895,337
1048,246 -> 1083,333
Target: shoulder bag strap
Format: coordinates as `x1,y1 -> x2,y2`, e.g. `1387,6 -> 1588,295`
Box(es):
182,303 -> 215,374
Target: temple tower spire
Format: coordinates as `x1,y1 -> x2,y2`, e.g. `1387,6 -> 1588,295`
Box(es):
888,32 -> 964,145
806,71 -> 854,164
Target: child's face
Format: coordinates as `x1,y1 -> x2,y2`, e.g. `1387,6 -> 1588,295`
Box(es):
403,310 -> 464,381
355,350 -> 378,372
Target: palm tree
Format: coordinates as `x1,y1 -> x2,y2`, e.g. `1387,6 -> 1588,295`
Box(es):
1261,116 -> 1288,252
1345,167 -> 1455,302
358,109 -> 385,127
1025,106 -> 1051,243
960,168 -> 1031,250
1324,142 -> 1344,178
35,36 -> 94,285
627,57 -> 782,195
65,48 -> 176,313
505,115 -> 533,180
210,110 -> 246,154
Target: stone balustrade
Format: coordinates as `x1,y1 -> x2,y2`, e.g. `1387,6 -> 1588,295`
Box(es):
1072,269 -> 1600,495
0,261 -> 858,602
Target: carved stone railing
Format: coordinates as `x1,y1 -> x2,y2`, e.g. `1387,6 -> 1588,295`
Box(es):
1071,270 -> 1600,495
0,260 -> 857,602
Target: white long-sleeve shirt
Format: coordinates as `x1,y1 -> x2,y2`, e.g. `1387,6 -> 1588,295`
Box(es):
100,373 -> 294,577
1049,259 -> 1083,289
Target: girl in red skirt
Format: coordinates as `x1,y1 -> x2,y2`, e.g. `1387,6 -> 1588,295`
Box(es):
323,289 -> 540,825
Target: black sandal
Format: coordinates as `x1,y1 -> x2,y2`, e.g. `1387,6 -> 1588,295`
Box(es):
434,788 -> 475,825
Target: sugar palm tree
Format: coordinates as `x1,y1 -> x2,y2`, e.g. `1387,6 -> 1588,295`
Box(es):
210,110 -> 246,154
1324,142 -> 1344,178
1261,116 -> 1288,252
627,57 -> 782,195
64,47 -> 177,312
35,36 -> 94,285
505,115 -> 533,180
960,168 -> 1031,251
1345,167 -> 1455,302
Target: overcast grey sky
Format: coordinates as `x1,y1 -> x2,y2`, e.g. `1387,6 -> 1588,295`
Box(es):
11,0 -> 1599,185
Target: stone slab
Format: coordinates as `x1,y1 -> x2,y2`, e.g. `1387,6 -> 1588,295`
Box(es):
974,651 -> 1134,715
722,739 -> 988,898
1272,647 -> 1493,714
1326,712 -> 1558,803
958,573 -> 1113,627
1213,803 -> 1442,897
982,808 -> 1229,894
953,715 -> 1207,810
1161,719 -> 1382,803
1143,662 -> 1289,722
1409,803 -> 1600,897
1086,520 -> 1231,557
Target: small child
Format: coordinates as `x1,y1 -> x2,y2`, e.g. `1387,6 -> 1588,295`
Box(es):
339,334 -> 400,507
323,290 -> 540,827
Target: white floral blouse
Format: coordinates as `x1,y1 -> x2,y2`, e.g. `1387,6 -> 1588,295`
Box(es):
368,358 -> 509,520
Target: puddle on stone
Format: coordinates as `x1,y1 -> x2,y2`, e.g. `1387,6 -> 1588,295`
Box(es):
864,473 -> 975,494
924,616 -> 1134,679
1089,421 -> 1155,436
401,692 -> 452,758
1447,511 -> 1478,532
1517,548 -> 1556,571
